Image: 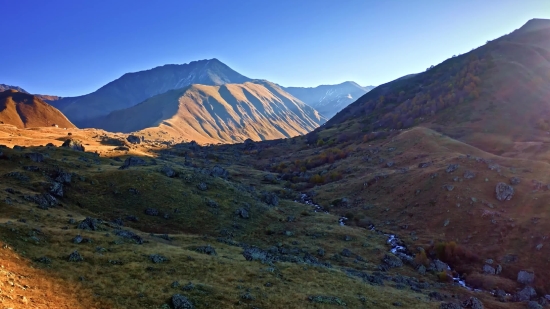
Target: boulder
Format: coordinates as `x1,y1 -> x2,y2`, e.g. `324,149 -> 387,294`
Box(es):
483,264 -> 496,275
495,182 -> 514,201
118,157 -> 147,169
446,164 -> 459,173
462,297 -> 483,309
161,166 -> 176,177
382,253 -> 403,268
518,270 -> 535,285
210,165 -> 228,178
510,177 -> 521,185
50,182 -> 64,197
62,139 -> 85,151
26,153 -> 44,162
77,217 -> 100,231
172,294 -> 194,309
262,191 -> 279,206
516,286 -> 537,302
126,135 -> 141,144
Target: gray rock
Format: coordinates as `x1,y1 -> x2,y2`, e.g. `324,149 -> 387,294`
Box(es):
495,182 -> 514,201
242,247 -> 273,263
210,165 -> 228,178
483,264 -> 496,275
236,208 -> 249,219
440,303 -> 462,309
144,208 -> 159,216
516,286 -> 537,302
119,157 -> 147,169
68,250 -> 83,262
510,177 -> 521,185
26,153 -> 44,163
194,245 -> 217,256
382,253 -> 403,268
262,191 -> 279,206
462,297 -> 483,309
50,182 -> 64,197
446,164 -> 459,173
77,217 -> 100,231
528,301 -> 543,309
263,174 -> 277,183
161,166 -> 176,177
196,182 -> 208,191
418,162 -> 432,168
149,254 -> 169,263
496,264 -> 502,275
126,135 -> 141,144
171,294 -> 194,309
62,139 -> 85,151
417,265 -> 426,275
341,248 -> 352,257
443,184 -> 454,191
114,229 -> 143,244
73,235 -> 83,244
464,170 -> 476,179
433,260 -> 449,272
518,270 -> 535,285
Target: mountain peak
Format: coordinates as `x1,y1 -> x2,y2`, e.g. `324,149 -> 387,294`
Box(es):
516,18 -> 550,34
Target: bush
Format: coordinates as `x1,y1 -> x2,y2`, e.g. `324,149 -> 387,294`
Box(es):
414,250 -> 430,266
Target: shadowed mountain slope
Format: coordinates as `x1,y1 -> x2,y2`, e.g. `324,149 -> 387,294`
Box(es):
0,90 -> 75,129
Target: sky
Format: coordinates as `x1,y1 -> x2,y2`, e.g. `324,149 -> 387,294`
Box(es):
1,0 -> 549,97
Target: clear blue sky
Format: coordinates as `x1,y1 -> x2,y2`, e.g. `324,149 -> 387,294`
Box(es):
1,0 -> 548,97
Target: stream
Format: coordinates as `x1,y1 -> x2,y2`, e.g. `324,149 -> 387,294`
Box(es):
296,193 -> 475,291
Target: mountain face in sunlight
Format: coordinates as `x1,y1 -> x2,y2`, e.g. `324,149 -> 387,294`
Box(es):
283,82 -> 374,118
89,80 -> 326,144
48,58 -> 251,124
0,89 -> 75,129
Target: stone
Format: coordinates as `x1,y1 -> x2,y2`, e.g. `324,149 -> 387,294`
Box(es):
516,286 -> 537,302
161,166 -> 176,177
518,270 -> 535,285
50,182 -> 64,197
119,157 -> 147,169
462,297 -> 483,309
171,294 -> 194,309
194,245 -> 217,256
443,184 -> 454,191
464,170 -> 476,179
26,153 -> 44,163
126,135 -> 141,144
418,162 -> 432,168
446,164 -> 459,173
144,208 -> 159,216
417,265 -> 426,275
382,253 -> 403,268
62,139 -> 85,151
341,248 -> 352,257
236,208 -> 249,219
149,254 -> 169,263
210,165 -> 228,178
495,182 -> 514,201
196,182 -> 208,191
68,250 -> 83,262
483,264 -> 496,275
440,303 -> 461,309
263,174 -> 277,183
114,229 -> 143,244
528,301 -> 543,309
510,177 -> 521,185
433,260 -> 449,272
77,217 -> 100,230
262,191 -> 279,206
73,235 -> 83,244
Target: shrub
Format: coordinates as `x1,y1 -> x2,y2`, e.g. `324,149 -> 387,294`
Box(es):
414,250 -> 430,266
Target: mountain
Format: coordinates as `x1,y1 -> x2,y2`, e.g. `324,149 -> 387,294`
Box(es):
0,89 -> 76,129
0,84 -> 27,93
91,81 -> 326,144
49,58 -> 251,125
283,82 -> 374,118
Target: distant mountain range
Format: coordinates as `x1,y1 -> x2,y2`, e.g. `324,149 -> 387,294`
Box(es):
0,84 -> 61,102
3,59 -> 371,143
0,89 -> 75,129
283,82 -> 374,118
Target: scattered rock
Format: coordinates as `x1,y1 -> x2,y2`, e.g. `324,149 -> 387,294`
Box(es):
77,217 -> 100,231
196,182 -> 208,191
263,174 -> 277,183
161,166 -> 176,177
308,295 -> 346,306
68,250 -> 83,262
495,182 -> 514,201
382,253 -> 403,268
510,177 -> 521,185
210,165 -> 228,178
516,286 -> 537,302
144,208 -> 159,216
149,254 -> 169,263
443,184 -> 454,191
518,270 -> 535,285
440,303 -> 461,309
236,208 -> 249,219
528,301 -> 543,309
62,139 -> 85,151
463,170 -> 476,179
26,153 -> 44,162
418,162 -> 432,168
73,235 -> 83,244
262,191 -> 279,206
462,297 -> 484,309
446,164 -> 459,173
242,247 -> 272,263
483,264 -> 496,275
171,294 -> 194,309
35,256 -> 52,264
119,157 -> 147,169
50,181 -> 64,197
194,245 -> 217,256
126,135 -> 141,144
114,229 -> 143,244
